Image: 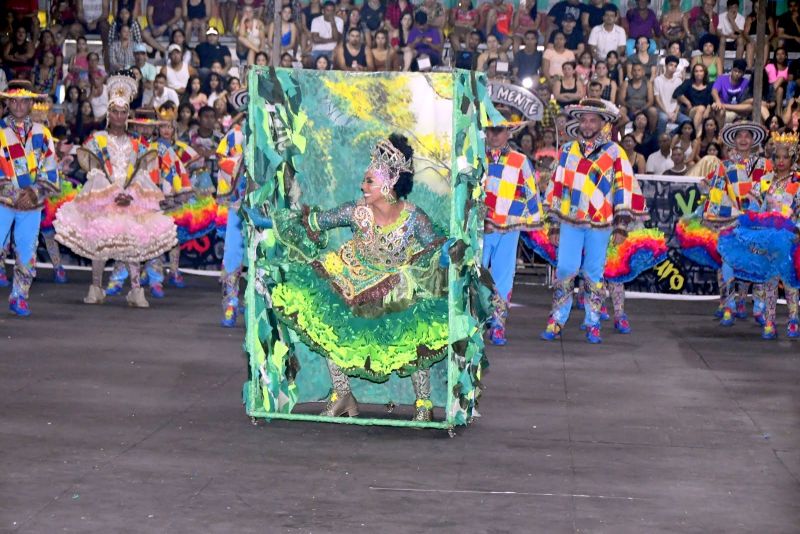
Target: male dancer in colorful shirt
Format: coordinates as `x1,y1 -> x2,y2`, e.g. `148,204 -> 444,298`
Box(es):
217,90 -> 249,327
541,98 -> 645,343
482,111 -> 542,345
0,80 -> 59,316
703,120 -> 772,327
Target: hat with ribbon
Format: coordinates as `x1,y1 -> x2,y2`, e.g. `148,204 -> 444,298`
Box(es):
0,79 -> 45,99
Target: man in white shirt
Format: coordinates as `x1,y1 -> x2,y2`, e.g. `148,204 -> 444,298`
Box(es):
718,0 -> 746,60
646,134 -> 674,174
311,1 -> 344,63
587,6 -> 626,59
653,55 -> 690,134
150,73 -> 180,109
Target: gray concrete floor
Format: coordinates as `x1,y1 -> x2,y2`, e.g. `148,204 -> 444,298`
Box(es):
1,271 -> 799,533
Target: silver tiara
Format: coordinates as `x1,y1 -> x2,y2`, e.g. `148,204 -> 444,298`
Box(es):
368,139 -> 413,185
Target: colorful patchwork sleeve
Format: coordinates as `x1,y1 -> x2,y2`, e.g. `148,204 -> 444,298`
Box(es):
520,156 -> 543,226
704,164 -> 740,223
216,127 -> 245,198
611,143 -> 646,225
543,144 -> 569,221
157,144 -> 192,195
34,125 -> 60,195
173,140 -> 201,169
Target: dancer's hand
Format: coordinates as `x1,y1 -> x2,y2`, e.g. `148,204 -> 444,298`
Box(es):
114,193 -> 133,207
548,228 -> 559,247
14,188 -> 38,211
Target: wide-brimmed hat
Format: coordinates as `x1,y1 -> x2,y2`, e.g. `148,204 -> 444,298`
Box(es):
0,79 -> 45,99
128,108 -> 163,126
565,119 -> 616,141
230,88 -> 249,113
564,98 -> 619,124
485,106 -> 528,133
720,121 -> 768,148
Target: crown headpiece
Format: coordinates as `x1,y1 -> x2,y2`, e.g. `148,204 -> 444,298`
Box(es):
368,138 -> 413,188
771,131 -> 799,146
157,105 -> 177,122
771,130 -> 799,158
106,75 -> 137,110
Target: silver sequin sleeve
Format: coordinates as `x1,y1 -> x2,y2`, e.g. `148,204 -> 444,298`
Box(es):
314,201 -> 357,231
413,208 -> 442,247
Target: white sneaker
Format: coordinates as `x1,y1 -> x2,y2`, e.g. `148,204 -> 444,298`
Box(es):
83,285 -> 105,304
126,288 -> 150,308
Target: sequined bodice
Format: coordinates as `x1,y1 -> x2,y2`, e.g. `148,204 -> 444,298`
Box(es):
351,202 -> 419,268
314,199 -> 439,270
107,133 -> 133,186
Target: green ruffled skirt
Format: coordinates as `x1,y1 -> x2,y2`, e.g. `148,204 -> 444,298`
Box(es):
270,263 -> 449,383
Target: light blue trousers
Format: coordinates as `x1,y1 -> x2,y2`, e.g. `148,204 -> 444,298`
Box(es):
222,209 -> 244,274
482,230 -> 520,304
221,208 -> 245,308
0,205 -> 41,300
552,223 -> 612,326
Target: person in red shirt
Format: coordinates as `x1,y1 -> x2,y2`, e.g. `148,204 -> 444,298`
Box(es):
479,0 -> 514,48
384,0 -> 413,31
684,0 -> 719,51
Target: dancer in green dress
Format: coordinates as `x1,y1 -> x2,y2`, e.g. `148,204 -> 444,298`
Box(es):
270,134 -> 450,422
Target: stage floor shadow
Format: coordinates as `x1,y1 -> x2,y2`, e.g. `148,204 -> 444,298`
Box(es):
1,270 -> 799,533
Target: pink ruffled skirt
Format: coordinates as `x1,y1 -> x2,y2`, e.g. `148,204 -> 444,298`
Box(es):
54,184 -> 178,262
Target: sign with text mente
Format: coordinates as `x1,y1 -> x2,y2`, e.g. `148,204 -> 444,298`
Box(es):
487,82 -> 544,121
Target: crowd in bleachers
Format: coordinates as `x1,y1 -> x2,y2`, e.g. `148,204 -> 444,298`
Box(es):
1,0 -> 799,173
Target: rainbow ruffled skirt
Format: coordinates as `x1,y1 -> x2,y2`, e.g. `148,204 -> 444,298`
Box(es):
523,227 -> 667,283
41,181 -> 80,232
604,228 -> 668,284
675,216 -> 721,270
522,227 -> 556,266
168,195 -> 218,244
215,203 -> 229,237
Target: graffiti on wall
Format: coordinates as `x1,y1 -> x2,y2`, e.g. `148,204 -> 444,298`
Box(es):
626,179 -> 718,296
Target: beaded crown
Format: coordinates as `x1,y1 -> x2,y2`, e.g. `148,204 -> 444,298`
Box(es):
771,131 -> 799,146
157,106 -> 177,122
106,75 -> 137,110
368,138 -> 413,185
771,131 -> 799,157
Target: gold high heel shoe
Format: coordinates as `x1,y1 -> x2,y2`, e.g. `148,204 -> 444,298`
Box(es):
320,391 -> 359,417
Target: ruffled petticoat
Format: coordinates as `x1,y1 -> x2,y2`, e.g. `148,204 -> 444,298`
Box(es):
54,183 -> 177,262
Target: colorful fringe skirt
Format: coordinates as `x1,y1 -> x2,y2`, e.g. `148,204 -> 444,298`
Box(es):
675,215 -> 721,270
522,226 -> 668,283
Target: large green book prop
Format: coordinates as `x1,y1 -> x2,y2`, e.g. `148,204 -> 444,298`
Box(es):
241,68 -> 500,431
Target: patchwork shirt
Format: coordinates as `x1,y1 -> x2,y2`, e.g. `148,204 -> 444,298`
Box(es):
483,147 -> 542,233
545,139 -> 645,228
151,138 -> 192,198
703,153 -> 773,223
181,127 -> 224,190
216,124 -> 245,206
750,171 -> 800,222
0,117 -> 59,209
